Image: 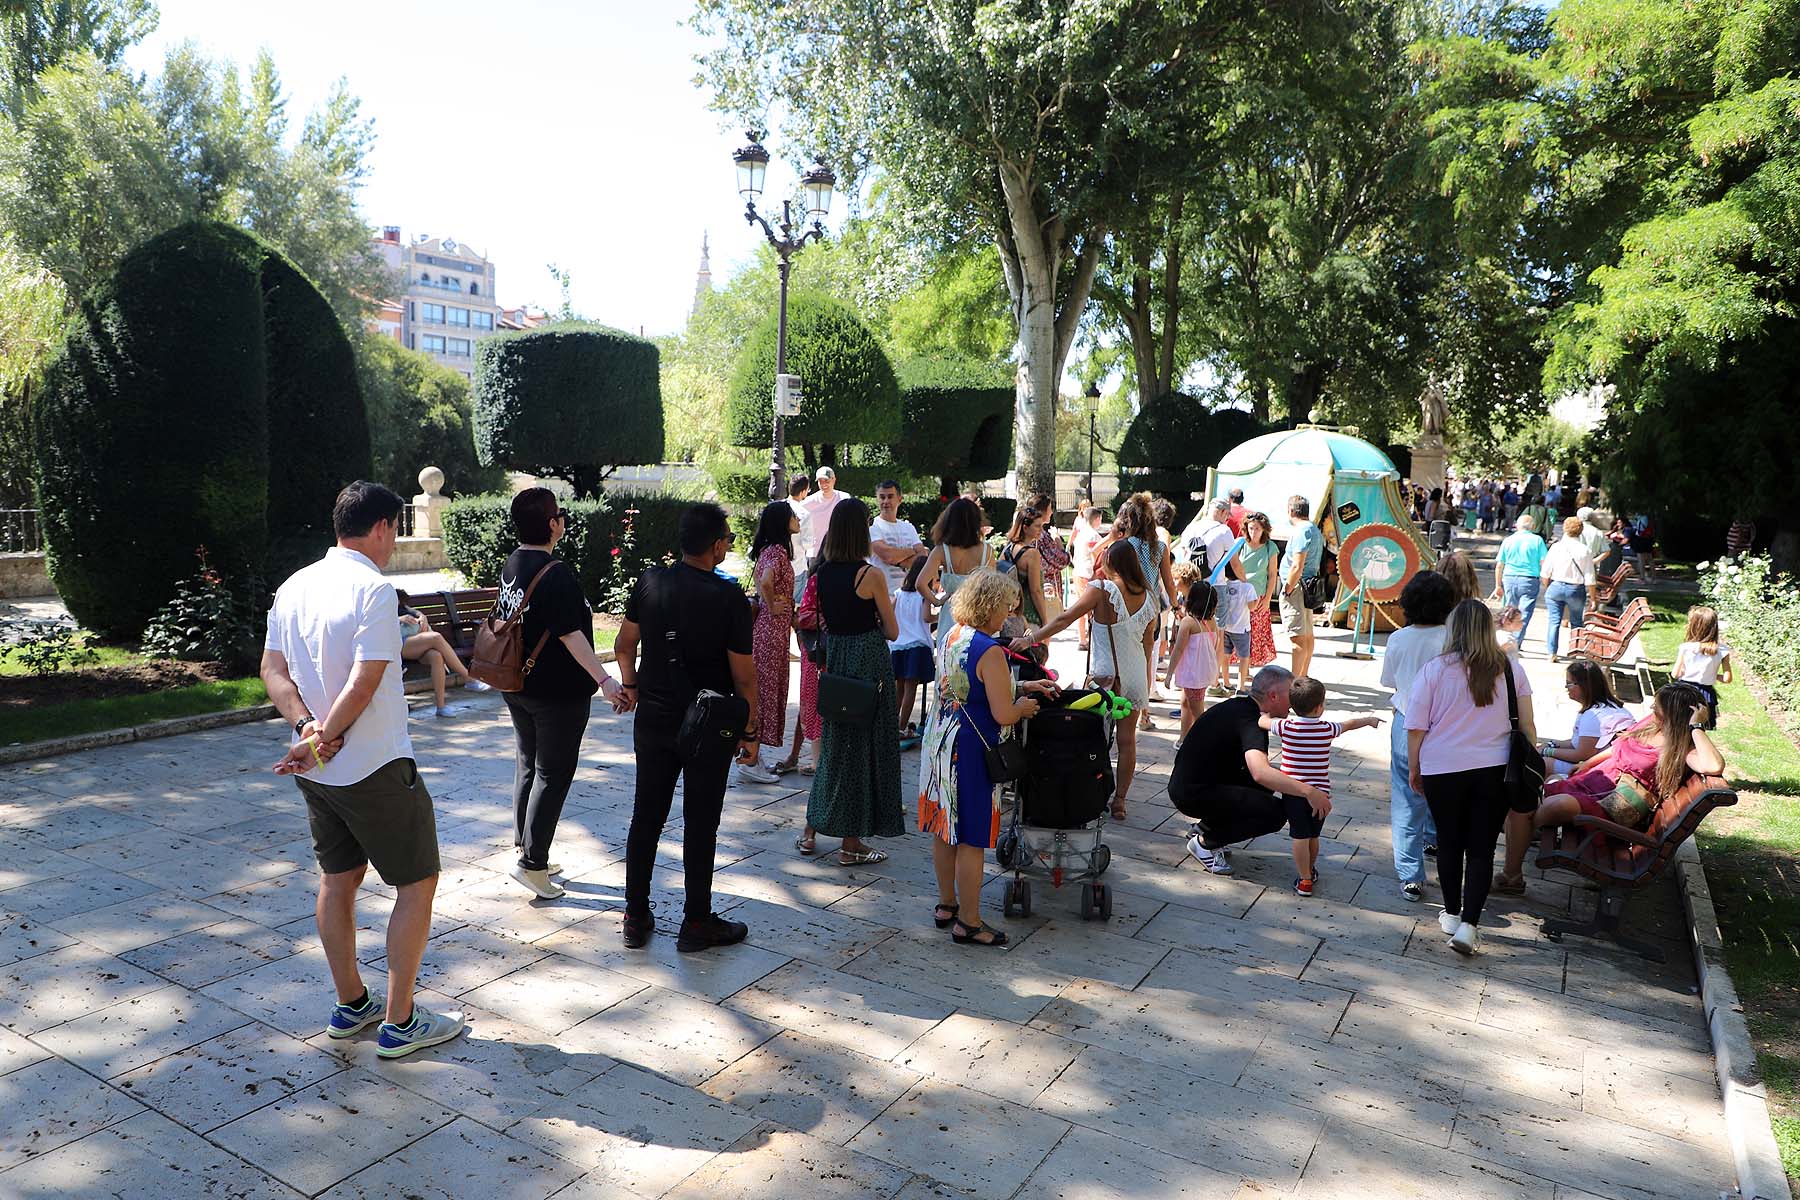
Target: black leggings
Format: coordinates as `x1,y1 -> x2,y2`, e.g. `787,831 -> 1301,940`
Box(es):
504,692 -> 591,871
625,719 -> 732,921
1420,765 -> 1510,927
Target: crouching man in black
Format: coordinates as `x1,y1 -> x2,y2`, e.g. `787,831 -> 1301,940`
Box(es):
1170,665 -> 1329,875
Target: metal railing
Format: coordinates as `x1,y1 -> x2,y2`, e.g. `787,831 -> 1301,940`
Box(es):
397,505 -> 417,537
0,510 -> 40,553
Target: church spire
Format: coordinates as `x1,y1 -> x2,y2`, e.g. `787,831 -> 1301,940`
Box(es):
692,232 -> 713,316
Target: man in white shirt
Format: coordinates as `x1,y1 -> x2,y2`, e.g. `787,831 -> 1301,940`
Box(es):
786,476 -> 813,590
260,481 -> 465,1059
1576,506 -> 1611,561
800,465 -> 846,567
868,480 -> 926,590
1178,498 -> 1242,579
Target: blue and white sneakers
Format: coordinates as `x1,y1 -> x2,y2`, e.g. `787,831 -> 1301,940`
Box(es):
376,1006 -> 467,1059
326,990 -> 385,1039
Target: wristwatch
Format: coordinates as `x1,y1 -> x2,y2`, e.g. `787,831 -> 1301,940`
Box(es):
294,717 -> 312,739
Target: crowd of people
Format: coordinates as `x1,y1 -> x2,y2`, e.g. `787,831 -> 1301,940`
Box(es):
258,471 -> 1727,1057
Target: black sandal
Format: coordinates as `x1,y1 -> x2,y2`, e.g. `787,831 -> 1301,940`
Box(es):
932,903 -> 958,929
950,917 -> 1008,947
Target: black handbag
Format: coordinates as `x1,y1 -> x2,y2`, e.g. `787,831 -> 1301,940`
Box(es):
1301,574 -> 1330,611
957,701 -> 1028,783
817,670 -> 877,724
657,568 -> 749,759
1501,663 -> 1546,813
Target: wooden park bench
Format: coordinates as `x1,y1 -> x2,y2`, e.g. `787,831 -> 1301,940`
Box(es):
1594,558 -> 1636,606
397,588 -> 499,661
1582,596 -> 1649,636
1534,773 -> 1737,961
395,588 -> 499,687
1568,603 -> 1651,666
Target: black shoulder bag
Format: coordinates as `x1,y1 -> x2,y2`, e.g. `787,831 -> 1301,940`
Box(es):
659,567 -> 750,761
1501,663 -> 1546,813
815,565 -> 879,725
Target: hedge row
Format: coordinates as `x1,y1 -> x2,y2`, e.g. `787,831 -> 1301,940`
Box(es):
1117,395 -> 1267,530
895,355 -> 1014,496
441,491 -> 693,612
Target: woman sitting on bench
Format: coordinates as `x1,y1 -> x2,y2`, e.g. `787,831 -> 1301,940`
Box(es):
400,603 -> 491,717
1496,683 -> 1723,893
1541,660 -> 1635,778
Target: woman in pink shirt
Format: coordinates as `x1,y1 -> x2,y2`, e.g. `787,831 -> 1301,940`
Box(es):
1403,599 -> 1537,957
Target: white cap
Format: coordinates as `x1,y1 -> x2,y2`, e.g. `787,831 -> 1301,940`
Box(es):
815,465 -> 835,481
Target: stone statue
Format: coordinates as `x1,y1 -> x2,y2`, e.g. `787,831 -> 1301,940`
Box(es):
412,466 -> 449,538
1418,379 -> 1448,440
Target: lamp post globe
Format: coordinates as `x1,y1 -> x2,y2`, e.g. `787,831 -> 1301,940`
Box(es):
732,132 -> 770,202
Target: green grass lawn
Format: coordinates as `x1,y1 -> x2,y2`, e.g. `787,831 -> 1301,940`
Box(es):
1640,589 -> 1800,1190
0,677 -> 268,746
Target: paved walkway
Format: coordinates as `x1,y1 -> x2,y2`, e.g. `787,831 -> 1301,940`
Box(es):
0,614 -> 1734,1197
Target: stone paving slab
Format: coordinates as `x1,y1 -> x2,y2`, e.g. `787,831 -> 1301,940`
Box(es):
0,622 -> 1741,1197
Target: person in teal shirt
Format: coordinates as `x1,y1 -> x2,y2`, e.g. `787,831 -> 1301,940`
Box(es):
1492,514 -> 1547,644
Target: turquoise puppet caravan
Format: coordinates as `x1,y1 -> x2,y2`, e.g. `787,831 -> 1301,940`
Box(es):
1206,425 -> 1431,630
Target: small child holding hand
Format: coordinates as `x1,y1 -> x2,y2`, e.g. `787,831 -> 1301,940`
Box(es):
1166,577 -> 1222,745
1264,675 -> 1383,896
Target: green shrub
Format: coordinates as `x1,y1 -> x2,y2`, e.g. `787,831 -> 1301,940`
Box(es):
34,221 -> 368,641
473,322 -> 662,499
1700,554 -> 1800,719
1117,395 -> 1267,530
141,549 -> 263,673
0,616 -> 97,676
711,462 -> 775,505
442,490 -> 691,615
895,355 -> 1015,496
726,292 -> 900,452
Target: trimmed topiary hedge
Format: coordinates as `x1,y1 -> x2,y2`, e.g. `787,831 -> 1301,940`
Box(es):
474,322 -> 662,499
442,490 -> 693,614
1117,394 -> 1267,530
726,292 -> 899,452
895,355 -> 1015,497
35,221 -> 369,640
900,495 -> 1017,542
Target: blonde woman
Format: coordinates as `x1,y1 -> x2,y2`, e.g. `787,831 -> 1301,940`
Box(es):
1403,599 -> 1536,956
919,570 -> 1056,946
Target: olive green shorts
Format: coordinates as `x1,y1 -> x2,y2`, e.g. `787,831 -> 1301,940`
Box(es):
295,758 -> 440,886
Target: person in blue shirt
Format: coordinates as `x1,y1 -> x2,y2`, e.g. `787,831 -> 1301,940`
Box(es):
1491,514 -> 1548,646
1280,495 -> 1326,678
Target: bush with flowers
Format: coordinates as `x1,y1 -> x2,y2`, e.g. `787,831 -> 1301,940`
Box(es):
1697,552 -> 1800,718
140,547 -> 265,672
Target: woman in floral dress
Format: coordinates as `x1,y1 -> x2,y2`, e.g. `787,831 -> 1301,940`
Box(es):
742,502 -> 798,784
1241,512 -> 1280,669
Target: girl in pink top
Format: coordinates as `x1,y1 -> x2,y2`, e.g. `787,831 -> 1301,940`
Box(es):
1496,684 -> 1724,885
1403,599 -> 1537,957
1165,575 -> 1221,745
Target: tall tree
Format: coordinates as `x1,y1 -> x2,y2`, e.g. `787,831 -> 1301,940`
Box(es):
0,0 -> 154,124
692,0 -> 1292,496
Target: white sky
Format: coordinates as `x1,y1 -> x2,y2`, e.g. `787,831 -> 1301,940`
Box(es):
127,0 -> 797,338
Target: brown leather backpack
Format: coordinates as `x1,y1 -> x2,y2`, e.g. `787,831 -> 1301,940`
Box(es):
468,562 -> 561,691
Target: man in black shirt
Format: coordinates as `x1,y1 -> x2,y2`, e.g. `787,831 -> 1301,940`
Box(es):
614,503 -> 759,952
1168,665 -> 1328,875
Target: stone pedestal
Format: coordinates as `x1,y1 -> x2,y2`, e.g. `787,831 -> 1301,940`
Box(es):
1410,437 -> 1447,495
412,465 -> 450,538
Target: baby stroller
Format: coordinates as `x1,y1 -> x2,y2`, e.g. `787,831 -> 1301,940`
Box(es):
994,682 -> 1119,921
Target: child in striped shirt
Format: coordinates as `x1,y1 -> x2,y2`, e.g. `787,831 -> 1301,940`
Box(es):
1263,675 -> 1383,896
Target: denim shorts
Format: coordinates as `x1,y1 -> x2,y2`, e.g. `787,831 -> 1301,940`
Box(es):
1223,629 -> 1250,657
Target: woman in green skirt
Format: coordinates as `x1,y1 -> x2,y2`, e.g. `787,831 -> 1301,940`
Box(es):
800,498 -> 905,864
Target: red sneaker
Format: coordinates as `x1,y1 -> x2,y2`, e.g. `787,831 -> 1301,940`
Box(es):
1293,877 -> 1314,898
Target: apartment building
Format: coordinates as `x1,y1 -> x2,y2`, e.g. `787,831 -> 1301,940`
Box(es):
370,227 -> 505,378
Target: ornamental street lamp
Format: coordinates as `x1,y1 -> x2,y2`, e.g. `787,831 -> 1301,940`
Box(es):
732,131 -> 835,502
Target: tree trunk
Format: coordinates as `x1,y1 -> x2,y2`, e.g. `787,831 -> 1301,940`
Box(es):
996,162 -> 1100,501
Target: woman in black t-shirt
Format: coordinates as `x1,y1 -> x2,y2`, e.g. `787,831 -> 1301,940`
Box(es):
495,488 -> 629,900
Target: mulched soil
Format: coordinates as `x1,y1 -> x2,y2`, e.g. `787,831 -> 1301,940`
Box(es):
0,660 -> 235,708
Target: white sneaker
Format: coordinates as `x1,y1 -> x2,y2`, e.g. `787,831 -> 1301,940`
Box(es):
1450,921 -> 1480,956
463,678 -> 494,692
737,762 -> 780,785
434,703 -> 467,718
1186,834 -> 1233,875
1437,910 -> 1460,936
509,866 -> 565,899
